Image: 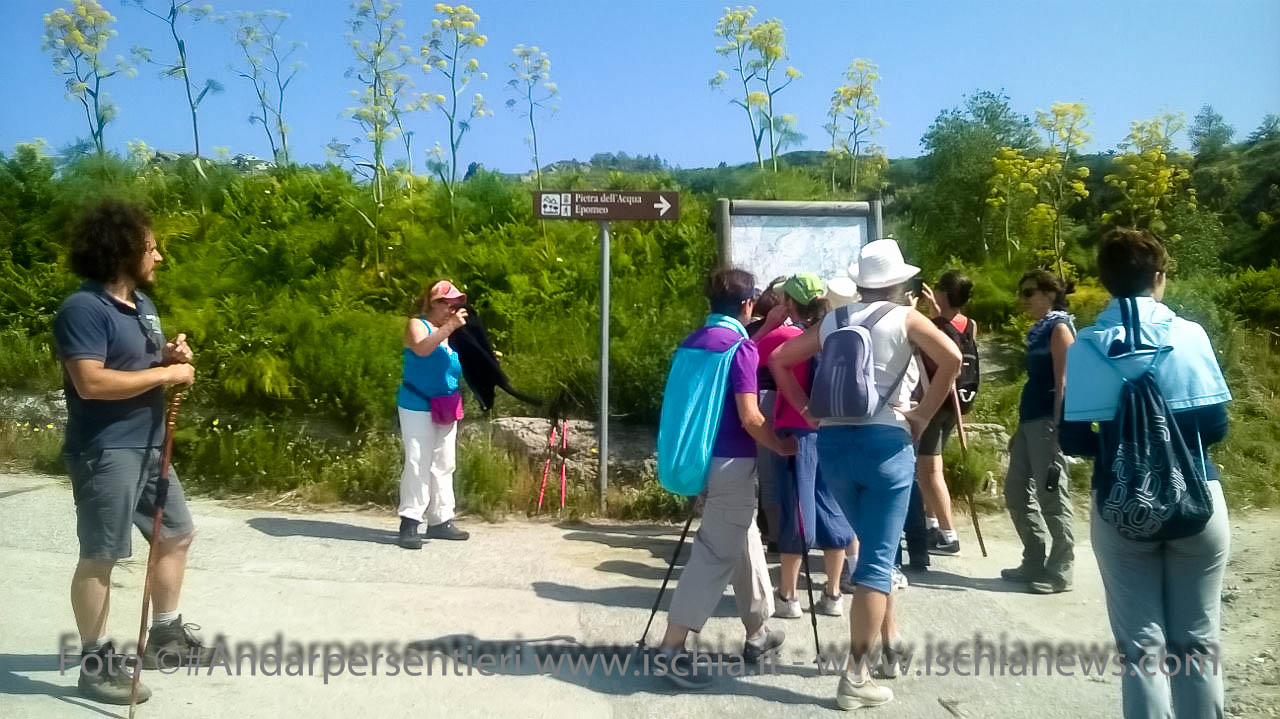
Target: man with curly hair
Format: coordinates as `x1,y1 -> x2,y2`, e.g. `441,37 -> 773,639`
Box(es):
53,198 -> 212,705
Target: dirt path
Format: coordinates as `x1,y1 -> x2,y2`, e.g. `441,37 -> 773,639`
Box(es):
1,471 -> 1276,718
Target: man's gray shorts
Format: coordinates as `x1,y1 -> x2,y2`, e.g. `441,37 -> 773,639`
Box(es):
68,448 -> 196,561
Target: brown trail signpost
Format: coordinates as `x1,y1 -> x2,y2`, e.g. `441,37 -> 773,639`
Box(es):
533,191 -> 680,511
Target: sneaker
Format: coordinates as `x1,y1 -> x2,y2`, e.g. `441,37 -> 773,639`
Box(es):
398,517 -> 422,550
78,642 -> 150,705
656,651 -> 714,690
927,527 -> 945,548
773,590 -> 802,619
1028,578 -> 1073,595
426,519 -> 470,541
143,616 -> 217,669
901,559 -> 929,574
891,568 -> 908,592
1000,565 -> 1042,583
836,672 -> 894,709
814,592 -> 844,617
743,626 -> 785,664
931,537 -> 961,555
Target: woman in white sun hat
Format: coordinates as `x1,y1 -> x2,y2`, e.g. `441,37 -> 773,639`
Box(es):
770,238 -> 961,709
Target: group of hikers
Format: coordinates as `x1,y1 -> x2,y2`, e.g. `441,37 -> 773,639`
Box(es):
50,197 -> 1231,718
650,234 -> 1231,716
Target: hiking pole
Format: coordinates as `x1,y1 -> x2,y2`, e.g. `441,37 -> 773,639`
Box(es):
558,419 -> 569,512
638,501 -> 695,649
793,472 -> 823,667
952,389 -> 988,558
536,420 -> 559,513
129,390 -> 184,718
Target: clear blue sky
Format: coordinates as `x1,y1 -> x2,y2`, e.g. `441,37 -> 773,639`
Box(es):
3,0 -> 1277,170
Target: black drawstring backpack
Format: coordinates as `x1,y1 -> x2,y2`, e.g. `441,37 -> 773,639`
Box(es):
1095,298 -> 1214,541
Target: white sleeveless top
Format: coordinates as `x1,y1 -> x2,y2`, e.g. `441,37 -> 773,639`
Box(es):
817,301 -> 919,432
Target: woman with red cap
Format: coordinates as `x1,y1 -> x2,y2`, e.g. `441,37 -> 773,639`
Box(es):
396,280 -> 471,549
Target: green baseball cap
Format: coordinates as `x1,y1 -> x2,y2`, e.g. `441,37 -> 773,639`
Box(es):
782,273 -> 824,305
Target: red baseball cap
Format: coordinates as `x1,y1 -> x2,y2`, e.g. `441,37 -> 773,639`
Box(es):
429,280 -> 466,304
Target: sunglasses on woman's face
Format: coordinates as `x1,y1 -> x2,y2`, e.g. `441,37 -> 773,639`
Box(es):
1020,287 -> 1039,299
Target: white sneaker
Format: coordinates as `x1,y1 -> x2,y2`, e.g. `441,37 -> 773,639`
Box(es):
891,568 -> 908,592
773,590 -> 802,619
814,592 -> 844,617
837,672 -> 893,709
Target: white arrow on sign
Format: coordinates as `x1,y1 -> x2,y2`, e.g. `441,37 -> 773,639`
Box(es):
653,195 -> 671,216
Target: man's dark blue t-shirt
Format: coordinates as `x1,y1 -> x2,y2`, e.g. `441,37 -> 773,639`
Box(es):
53,281 -> 167,454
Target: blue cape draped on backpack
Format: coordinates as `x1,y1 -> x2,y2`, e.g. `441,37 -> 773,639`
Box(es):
657,314 -> 748,496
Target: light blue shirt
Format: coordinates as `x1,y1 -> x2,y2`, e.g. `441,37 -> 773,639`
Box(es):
1064,297 -> 1230,422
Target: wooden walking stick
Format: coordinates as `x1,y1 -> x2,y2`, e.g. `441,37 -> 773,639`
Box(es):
129,390 -> 184,718
951,389 -> 988,558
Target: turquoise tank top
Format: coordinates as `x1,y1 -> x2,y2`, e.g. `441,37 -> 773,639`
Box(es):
397,318 -> 462,410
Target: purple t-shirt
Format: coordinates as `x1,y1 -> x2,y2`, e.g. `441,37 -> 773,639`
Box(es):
681,325 -> 759,458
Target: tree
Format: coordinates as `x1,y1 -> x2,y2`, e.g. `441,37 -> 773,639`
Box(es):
913,90 -> 1036,262
421,2 -> 491,215
1247,113 -> 1279,144
41,0 -> 132,156
1103,112 -> 1194,234
1035,102 -> 1091,277
505,45 -> 557,190
830,59 -> 885,191
129,1 -> 223,160
1189,104 -> 1234,160
709,7 -> 800,171
225,10 -> 303,165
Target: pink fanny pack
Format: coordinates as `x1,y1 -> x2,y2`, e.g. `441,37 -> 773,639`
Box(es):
429,392 -> 464,425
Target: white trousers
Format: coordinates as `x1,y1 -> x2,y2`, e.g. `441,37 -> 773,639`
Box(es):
397,407 -> 458,525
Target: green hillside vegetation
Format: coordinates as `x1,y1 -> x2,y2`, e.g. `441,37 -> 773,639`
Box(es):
3,82 -> 1278,516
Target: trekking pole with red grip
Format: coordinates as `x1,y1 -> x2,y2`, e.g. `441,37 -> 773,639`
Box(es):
558,419 -> 569,511
536,420 -> 559,512
129,390 -> 184,718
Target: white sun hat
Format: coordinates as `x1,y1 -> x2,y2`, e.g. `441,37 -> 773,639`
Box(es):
848,238 -> 920,290
824,276 -> 858,308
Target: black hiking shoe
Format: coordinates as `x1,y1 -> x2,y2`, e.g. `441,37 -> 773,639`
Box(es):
399,517 -> 423,549
426,519 -> 469,541
931,538 -> 961,555
78,642 -> 151,705
1000,565 -> 1042,583
143,616 -> 217,669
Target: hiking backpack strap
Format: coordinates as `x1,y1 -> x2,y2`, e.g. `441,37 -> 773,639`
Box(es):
858,301 -> 898,330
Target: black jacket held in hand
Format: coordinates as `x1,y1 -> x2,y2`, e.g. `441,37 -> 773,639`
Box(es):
450,304 -> 543,411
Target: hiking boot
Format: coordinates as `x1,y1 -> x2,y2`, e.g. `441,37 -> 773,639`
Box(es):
78,642 -> 151,705
426,519 -> 470,541
1000,565 -> 1042,583
743,627 -> 785,665
837,672 -> 893,709
814,592 -> 844,617
931,537 -> 961,555
143,616 -> 217,669
773,590 -> 802,619
398,517 -> 422,550
656,651 -> 713,690
1028,578 -> 1073,595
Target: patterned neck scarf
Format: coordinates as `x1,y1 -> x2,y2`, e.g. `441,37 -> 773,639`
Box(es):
1027,309 -> 1074,350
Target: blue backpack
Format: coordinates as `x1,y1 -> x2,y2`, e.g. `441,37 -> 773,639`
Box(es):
657,314 -> 749,496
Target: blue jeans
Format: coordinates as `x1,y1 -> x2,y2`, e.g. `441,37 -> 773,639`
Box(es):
772,428 -> 854,555
817,424 -> 915,594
